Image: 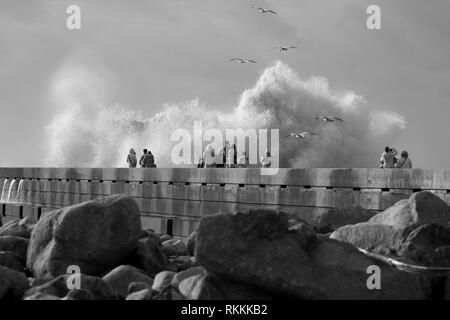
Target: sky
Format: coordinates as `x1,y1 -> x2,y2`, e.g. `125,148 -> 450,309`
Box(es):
0,0 -> 449,168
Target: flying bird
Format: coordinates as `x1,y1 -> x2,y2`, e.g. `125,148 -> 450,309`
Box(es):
251,7 -> 278,14
230,58 -> 257,64
286,130 -> 318,139
271,46 -> 297,51
315,116 -> 343,122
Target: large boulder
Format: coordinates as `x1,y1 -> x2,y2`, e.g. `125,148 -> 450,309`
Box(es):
395,223 -> 450,267
330,223 -> 410,251
0,217 -> 34,239
311,206 -> 377,233
368,191 -> 450,229
196,209 -> 430,299
102,265 -> 153,298
0,251 -> 24,272
27,195 -> 142,279
0,266 -> 30,300
0,236 -> 29,264
25,274 -> 119,300
330,192 -> 450,255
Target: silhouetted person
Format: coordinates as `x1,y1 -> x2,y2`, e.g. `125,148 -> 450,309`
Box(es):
396,150 -> 412,168
237,152 -> 249,168
139,149 -> 148,167
142,150 -> 156,168
127,148 -> 137,168
261,150 -> 273,168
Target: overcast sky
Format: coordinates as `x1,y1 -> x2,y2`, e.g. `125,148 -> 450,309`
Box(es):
0,0 -> 449,168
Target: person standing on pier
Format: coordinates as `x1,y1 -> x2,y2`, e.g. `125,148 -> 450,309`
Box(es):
127,148 -> 137,168
380,147 -> 398,168
395,151 -> 412,168
139,149 -> 148,167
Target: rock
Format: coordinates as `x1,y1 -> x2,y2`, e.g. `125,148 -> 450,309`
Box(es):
0,236 -> 29,264
196,209 -> 430,299
152,271 -> 176,293
0,217 -> 34,239
127,236 -> 169,275
186,231 -> 197,256
126,288 -> 152,300
330,223 -> 410,251
24,274 -> 119,300
25,292 -> 60,300
0,251 -> 24,272
128,281 -> 152,295
395,223 -> 450,267
63,289 -> 95,300
160,234 -> 172,242
171,266 -> 207,292
178,273 -> 272,300
102,265 -> 153,298
312,206 -> 377,233
169,255 -> 192,271
368,191 -> 450,229
27,195 -> 142,279
0,266 -> 30,299
162,238 -> 188,257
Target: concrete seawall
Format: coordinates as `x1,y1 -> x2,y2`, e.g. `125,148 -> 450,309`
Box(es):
1,168 -> 450,237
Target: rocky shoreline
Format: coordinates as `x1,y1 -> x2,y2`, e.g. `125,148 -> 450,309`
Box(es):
1,191 -> 449,300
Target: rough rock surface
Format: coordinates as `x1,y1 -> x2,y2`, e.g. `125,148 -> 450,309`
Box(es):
312,206 -> 377,233
162,238 -> 188,257
0,217 -> 34,239
0,236 -> 29,264
395,223 -> 450,266
127,236 -> 169,276
0,251 -> 24,272
25,274 -> 119,300
196,209 -> 430,299
27,195 -> 142,278
126,288 -> 152,300
102,265 -> 153,298
0,266 -> 30,300
368,191 -> 450,229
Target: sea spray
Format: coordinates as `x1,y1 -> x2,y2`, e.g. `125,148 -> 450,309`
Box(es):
45,61 -> 406,168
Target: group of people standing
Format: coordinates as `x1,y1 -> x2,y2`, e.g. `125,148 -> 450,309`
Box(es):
380,146 -> 412,169
198,142 -> 274,168
127,148 -> 156,168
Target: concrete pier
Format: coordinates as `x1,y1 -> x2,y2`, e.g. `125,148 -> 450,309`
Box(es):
1,168 -> 449,236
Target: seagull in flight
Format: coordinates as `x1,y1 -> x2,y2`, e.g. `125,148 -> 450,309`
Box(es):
315,116 -> 343,122
252,7 -> 278,14
271,46 -> 297,51
286,130 -> 318,139
230,58 -> 257,64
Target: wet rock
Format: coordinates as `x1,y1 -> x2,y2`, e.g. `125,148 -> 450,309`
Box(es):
27,195 -> 142,279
